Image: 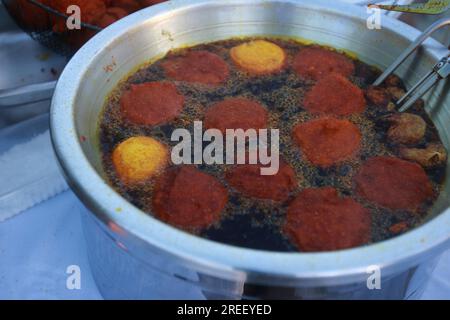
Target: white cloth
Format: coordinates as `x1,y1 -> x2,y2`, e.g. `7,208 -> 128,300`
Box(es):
0,130 -> 68,222
0,191 -> 101,299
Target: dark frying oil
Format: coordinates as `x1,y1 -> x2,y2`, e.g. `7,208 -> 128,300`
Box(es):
99,38 -> 446,252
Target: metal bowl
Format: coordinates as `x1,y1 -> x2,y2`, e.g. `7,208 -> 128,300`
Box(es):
50,0 -> 450,299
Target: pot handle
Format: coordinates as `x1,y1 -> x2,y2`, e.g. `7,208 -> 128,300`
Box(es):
0,81 -> 56,108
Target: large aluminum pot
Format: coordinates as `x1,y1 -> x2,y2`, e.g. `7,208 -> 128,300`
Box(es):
50,0 -> 450,299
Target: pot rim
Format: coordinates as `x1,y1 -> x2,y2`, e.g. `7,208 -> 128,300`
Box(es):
50,0 -> 450,283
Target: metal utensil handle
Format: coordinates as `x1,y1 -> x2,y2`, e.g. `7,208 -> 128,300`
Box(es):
373,17 -> 450,86
396,55 -> 449,111
0,81 -> 56,108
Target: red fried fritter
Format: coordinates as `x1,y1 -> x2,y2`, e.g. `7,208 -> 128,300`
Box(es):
303,73 -> 366,116
162,50 -> 230,86
292,47 -> 355,81
225,160 -> 297,202
354,156 -> 434,211
120,82 -> 184,126
152,166 -> 228,230
284,187 -> 371,252
293,118 -> 361,167
204,98 -> 268,133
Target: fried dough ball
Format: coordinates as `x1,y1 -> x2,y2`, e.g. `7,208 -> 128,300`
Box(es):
284,187 -> 371,252
365,86 -> 391,109
354,156 -> 434,211
139,0 -> 167,7
230,40 -> 286,75
161,50 -> 230,86
93,14 -> 116,28
110,0 -> 141,13
14,0 -> 50,30
93,6 -> 129,28
120,82 -> 185,126
48,0 -> 106,32
152,166 -> 228,230
292,47 -> 355,81
105,7 -> 129,19
386,113 -> 426,145
303,73 -> 366,116
386,86 -> 406,101
112,136 -> 168,184
389,221 -> 408,235
384,74 -> 402,87
204,98 -> 268,133
399,143 -> 447,168
225,160 -> 297,202
293,118 -> 361,167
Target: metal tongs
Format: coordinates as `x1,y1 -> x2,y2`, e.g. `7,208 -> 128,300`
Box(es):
373,17 -> 450,112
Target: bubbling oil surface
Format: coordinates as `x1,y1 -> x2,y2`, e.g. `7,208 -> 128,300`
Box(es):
99,38 -> 446,252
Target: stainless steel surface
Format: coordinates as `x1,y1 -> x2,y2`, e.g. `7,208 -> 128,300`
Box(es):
50,0 -> 450,299
0,2 -> 66,127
